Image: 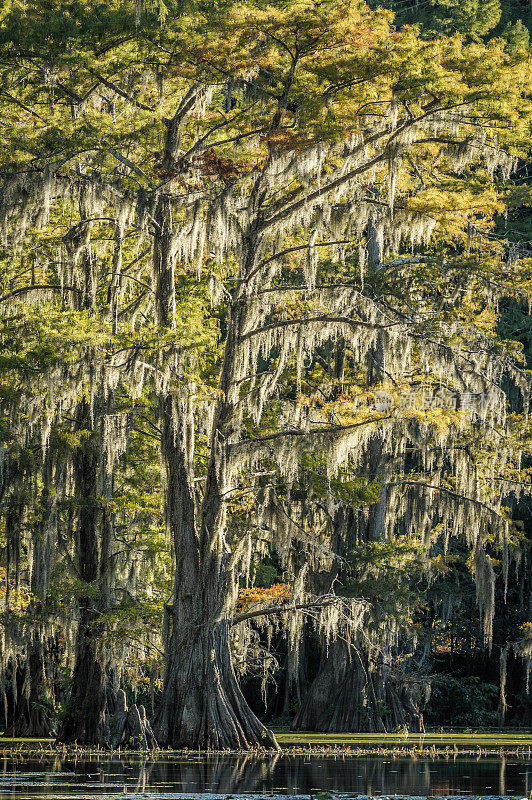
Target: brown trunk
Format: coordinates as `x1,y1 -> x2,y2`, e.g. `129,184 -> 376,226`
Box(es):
9,633 -> 56,738
152,190 -> 277,749
153,399 -> 277,748
57,606 -> 108,744
57,195 -> 114,745
57,399 -> 109,745
155,612 -> 277,748
292,639 -> 423,732
10,455 -> 58,737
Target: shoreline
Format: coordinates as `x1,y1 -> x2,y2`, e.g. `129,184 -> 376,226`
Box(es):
0,742 -> 531,758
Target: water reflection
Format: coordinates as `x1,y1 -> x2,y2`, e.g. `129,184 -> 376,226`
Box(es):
0,752 -> 529,798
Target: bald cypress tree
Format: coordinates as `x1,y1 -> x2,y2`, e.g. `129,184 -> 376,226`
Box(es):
0,0 -> 531,747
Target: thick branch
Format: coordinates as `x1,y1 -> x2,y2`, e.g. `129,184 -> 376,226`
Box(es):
0,284 -> 81,303
261,103 -> 472,232
109,149 -> 147,178
262,152 -> 386,231
1,89 -> 46,120
388,479 -> 509,522
233,415 -> 391,449
241,314 -> 405,341
232,596 -> 338,626
85,66 -> 155,112
244,240 -> 350,285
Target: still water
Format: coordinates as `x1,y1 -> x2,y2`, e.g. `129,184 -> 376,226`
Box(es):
0,754 -> 530,799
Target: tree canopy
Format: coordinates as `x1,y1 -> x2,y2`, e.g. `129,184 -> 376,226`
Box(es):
0,0 -> 531,748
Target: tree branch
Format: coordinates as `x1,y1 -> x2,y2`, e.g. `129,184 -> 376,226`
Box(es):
261,152 -> 386,231
85,66 -> 155,112
109,149 -> 147,178
0,284 -> 81,303
387,479 -> 510,521
240,313 -> 405,341
101,272 -> 155,293
1,89 -> 46,120
233,415 -> 391,449
244,240 -> 350,285
232,596 -> 338,626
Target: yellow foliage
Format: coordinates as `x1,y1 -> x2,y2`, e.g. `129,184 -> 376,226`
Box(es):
237,583 -> 292,609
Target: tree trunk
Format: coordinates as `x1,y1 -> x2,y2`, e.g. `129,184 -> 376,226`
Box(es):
151,188 -> 277,749
10,455 -> 58,737
156,612 -> 277,748
57,399 -> 109,745
152,347 -> 277,749
8,632 -> 56,737
292,639 -> 423,733
58,606 -> 108,744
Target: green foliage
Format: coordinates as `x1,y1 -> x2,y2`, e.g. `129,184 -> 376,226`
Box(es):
343,538 -> 425,629
425,675 -> 499,726
429,0 -> 502,39
301,453 -> 382,508
0,0 -> 530,743
251,556 -> 283,588
498,300 -> 532,368
501,18 -> 530,52
385,0 -> 532,63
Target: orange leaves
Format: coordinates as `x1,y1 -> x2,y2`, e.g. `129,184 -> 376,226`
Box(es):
237,582 -> 292,609
159,147 -> 247,186
193,147 -> 244,185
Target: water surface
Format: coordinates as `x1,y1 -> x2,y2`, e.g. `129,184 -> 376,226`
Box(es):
0,753 -> 530,799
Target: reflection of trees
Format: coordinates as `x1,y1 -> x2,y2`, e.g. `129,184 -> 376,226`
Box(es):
0,753 -> 523,796
308,758 -> 432,795
160,752 -> 282,794
89,752 -> 282,794
134,759 -> 154,793
499,755 -> 506,796
275,756 -> 432,795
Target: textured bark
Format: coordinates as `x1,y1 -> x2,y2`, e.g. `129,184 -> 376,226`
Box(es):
292,639 -> 423,732
152,311 -> 277,748
57,399 -> 109,745
109,689 -> 157,748
155,613 -> 277,748
58,605 -> 108,744
8,634 -> 56,737
151,171 -> 278,749
110,689 -> 129,747
365,432 -> 388,541
10,455 -> 58,737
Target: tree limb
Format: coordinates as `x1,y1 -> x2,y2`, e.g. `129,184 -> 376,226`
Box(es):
85,65 -> 155,112
232,596 -> 338,626
241,313 -> 406,341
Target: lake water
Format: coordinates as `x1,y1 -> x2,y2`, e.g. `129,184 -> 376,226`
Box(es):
0,753 -> 530,799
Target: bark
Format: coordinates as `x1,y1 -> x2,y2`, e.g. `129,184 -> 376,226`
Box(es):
180,276 -> 276,749
8,633 -> 56,737
10,455 -> 58,737
155,613 -> 277,748
292,638 -> 423,732
57,605 -> 108,744
365,432 -> 388,541
366,214 -> 382,268
109,688 -> 157,748
154,433 -> 272,752
152,193 -> 277,749
57,399 -> 110,745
